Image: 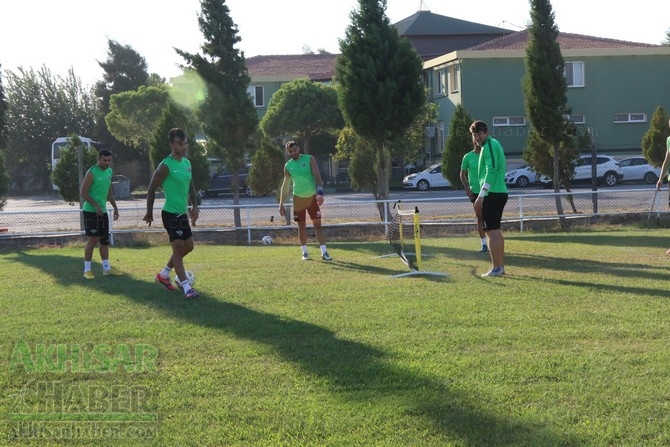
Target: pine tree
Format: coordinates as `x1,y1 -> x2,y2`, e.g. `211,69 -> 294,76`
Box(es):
335,0 -> 424,205
523,0 -> 575,224
176,0 -> 258,231
442,105 -> 474,188
642,106 -> 670,167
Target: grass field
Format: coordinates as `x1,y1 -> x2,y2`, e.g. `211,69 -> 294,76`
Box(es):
2,226 -> 670,446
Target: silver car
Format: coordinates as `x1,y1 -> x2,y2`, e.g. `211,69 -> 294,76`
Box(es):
617,156 -> 661,184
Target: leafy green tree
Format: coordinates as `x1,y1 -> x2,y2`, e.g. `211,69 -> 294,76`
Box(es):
176,0 -> 258,233
260,78 -> 344,153
663,28 -> 670,46
335,127 -> 377,192
5,66 -> 97,191
94,39 -> 152,171
442,105 -> 474,188
106,86 -> 169,146
335,0 -> 425,207
523,0 -> 575,225
0,66 -> 6,149
247,137 -> 285,198
642,106 -> 670,166
335,101 -> 436,193
51,135 -> 98,204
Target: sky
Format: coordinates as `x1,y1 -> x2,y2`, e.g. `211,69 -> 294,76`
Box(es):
1,0 -> 667,88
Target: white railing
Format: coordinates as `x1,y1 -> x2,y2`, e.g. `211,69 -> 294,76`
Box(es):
0,188 -> 664,245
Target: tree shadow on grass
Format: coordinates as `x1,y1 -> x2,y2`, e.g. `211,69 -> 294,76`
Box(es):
8,251 -> 585,446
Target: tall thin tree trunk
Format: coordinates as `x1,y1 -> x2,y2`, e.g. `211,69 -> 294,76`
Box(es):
552,145 -> 566,228
375,144 -> 391,221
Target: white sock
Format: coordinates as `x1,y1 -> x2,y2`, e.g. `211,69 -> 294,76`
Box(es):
320,245 -> 327,255
160,266 -> 172,278
301,245 -> 308,255
102,259 -> 111,270
481,238 -> 487,245
180,279 -> 192,293
84,261 -> 92,272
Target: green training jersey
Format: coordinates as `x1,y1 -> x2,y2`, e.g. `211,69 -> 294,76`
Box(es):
161,156 -> 192,214
477,136 -> 508,194
460,150 -> 480,194
285,154 -> 316,198
82,165 -> 113,213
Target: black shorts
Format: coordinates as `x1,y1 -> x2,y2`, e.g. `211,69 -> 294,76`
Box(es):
482,192 -> 508,231
161,211 -> 193,242
83,211 -> 109,242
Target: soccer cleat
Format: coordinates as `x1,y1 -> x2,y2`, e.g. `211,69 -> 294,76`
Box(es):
301,253 -> 310,261
103,266 -> 124,276
321,252 -> 333,261
185,288 -> 199,299
83,270 -> 94,280
481,267 -> 505,277
155,273 -> 176,291
479,245 -> 489,253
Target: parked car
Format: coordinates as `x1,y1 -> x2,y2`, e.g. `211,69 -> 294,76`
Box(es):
505,165 -> 539,188
202,161 -> 252,197
540,154 -> 623,187
402,163 -> 451,191
617,156 -> 660,184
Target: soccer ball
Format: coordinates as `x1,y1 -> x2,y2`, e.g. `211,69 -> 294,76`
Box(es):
177,270 -> 195,288
261,235 -> 273,245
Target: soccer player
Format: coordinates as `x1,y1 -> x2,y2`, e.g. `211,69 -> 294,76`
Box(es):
460,144 -> 487,253
80,148 -> 123,279
278,140 -> 332,261
143,128 -> 200,298
471,120 -> 508,277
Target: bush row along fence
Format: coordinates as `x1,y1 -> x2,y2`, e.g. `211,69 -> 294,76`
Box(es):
0,188 -> 666,246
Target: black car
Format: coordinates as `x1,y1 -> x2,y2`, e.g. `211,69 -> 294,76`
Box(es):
202,161 -> 252,197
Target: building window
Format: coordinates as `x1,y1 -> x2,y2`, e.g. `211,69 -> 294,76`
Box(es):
448,65 -> 459,93
614,113 -> 647,123
565,61 -> 585,87
437,70 -> 447,96
436,121 -> 445,155
492,116 -> 526,127
247,85 -> 264,107
566,114 -> 586,124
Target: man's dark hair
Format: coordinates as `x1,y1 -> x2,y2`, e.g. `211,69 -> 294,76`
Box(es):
168,128 -> 187,143
98,149 -> 113,157
469,120 -> 488,134
285,140 -> 299,150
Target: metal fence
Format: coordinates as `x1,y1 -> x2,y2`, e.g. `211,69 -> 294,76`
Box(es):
0,187 -> 666,245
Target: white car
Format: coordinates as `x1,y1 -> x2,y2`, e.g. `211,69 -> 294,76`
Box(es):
402,163 -> 451,191
505,165 -> 539,188
540,154 -> 623,187
617,156 -> 661,184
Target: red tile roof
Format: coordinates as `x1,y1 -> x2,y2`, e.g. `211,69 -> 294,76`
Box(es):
468,30 -> 660,50
246,54 -> 339,80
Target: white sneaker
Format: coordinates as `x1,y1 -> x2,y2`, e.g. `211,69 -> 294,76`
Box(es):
481,267 -> 504,277
301,253 -> 310,261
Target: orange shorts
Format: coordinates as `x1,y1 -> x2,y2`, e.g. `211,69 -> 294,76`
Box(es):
293,195 -> 321,222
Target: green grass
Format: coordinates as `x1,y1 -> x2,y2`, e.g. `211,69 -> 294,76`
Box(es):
2,227 -> 670,446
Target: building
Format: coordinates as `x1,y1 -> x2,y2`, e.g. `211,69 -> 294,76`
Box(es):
423,30 -> 670,163
225,8 -> 670,167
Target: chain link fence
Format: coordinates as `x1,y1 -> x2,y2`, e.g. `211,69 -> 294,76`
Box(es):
0,186 -> 666,245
